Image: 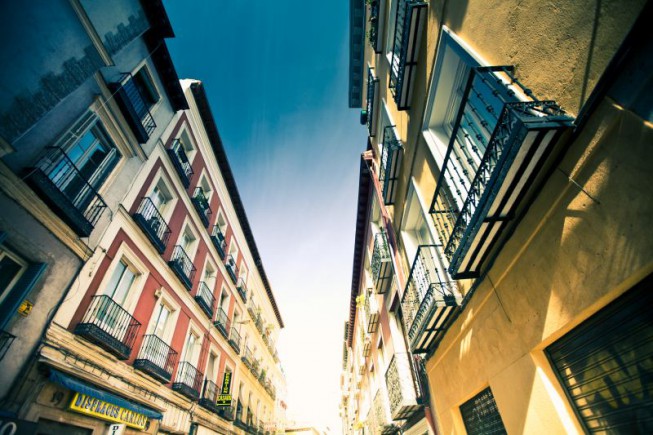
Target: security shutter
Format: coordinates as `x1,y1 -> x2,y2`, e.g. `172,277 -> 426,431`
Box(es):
546,275 -> 653,434
460,387 -> 507,435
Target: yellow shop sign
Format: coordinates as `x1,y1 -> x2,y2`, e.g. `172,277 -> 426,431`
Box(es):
69,392 -> 148,430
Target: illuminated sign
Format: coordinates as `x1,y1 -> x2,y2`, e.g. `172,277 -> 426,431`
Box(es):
216,372 -> 232,406
69,393 -> 148,430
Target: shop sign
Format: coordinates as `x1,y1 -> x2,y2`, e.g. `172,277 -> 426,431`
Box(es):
216,371 -> 232,406
69,392 -> 148,430
0,417 -> 37,435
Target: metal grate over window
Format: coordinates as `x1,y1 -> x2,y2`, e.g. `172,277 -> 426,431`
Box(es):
460,387 -> 507,435
546,275 -> 653,434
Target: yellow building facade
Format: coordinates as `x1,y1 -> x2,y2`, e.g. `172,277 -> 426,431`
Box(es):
347,0 -> 652,433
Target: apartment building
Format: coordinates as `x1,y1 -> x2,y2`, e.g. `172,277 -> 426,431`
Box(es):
0,2 -> 286,434
345,0 -> 651,434
0,0 -> 185,428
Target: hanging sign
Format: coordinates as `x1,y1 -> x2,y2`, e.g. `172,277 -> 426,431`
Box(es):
216,372 -> 232,406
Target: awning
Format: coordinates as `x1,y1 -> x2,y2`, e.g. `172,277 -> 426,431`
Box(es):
49,369 -> 162,419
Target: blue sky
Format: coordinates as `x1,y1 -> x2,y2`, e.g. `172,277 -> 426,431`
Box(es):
164,1 -> 367,430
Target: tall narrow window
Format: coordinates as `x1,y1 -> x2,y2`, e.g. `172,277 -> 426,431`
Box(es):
151,301 -> 171,339
0,248 -> 27,306
460,388 -> 507,435
104,260 -> 136,306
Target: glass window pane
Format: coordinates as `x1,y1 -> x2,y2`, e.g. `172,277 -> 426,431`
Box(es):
0,254 -> 24,303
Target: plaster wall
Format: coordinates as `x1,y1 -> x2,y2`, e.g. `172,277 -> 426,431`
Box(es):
424,100 -> 653,434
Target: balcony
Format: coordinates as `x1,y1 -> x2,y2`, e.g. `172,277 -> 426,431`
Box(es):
74,295 -> 141,360
242,346 -> 254,370
0,330 -> 16,361
251,358 -> 260,378
211,225 -> 227,259
225,255 -> 238,285
109,73 -> 156,143
371,231 -> 393,294
367,0 -> 385,53
134,334 -> 178,383
401,245 -> 459,353
168,245 -> 196,290
236,276 -> 248,303
364,292 -> 380,334
366,67 -> 379,137
371,389 -> 397,434
133,197 -> 171,254
167,139 -> 194,188
385,352 -> 425,420
199,379 -> 220,412
380,126 -> 404,205
389,0 -> 427,110
26,146 -> 108,236
229,327 -> 241,354
235,402 -> 245,428
214,307 -> 230,338
430,67 -> 572,279
172,361 -> 203,400
195,281 -> 215,319
192,187 -> 212,227
217,402 -> 235,421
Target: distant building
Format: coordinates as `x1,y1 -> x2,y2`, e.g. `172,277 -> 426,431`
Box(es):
343,0 -> 652,434
0,1 -> 287,434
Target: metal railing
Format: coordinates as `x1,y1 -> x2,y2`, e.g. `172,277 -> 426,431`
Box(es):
28,146 -> 110,234
211,225 -> 227,259
134,334 -> 178,382
385,352 -> 423,420
173,361 -> 203,399
229,327 -> 242,353
367,0 -> 381,51
242,346 -> 254,369
192,187 -> 212,227
366,67 -> 378,136
134,197 -> 171,252
196,281 -> 215,318
225,255 -> 238,284
75,295 -> 141,360
380,126 -> 403,205
371,230 -> 392,293
114,73 -> 156,141
236,276 -> 247,302
429,66 -> 570,277
200,379 -> 219,411
169,245 -> 196,289
215,307 -> 229,336
168,139 -> 194,187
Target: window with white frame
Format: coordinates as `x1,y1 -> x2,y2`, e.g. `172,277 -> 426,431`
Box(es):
103,259 -> 137,307
148,298 -> 176,342
199,174 -> 212,202
216,210 -> 228,235
147,176 -> 175,219
0,247 -> 28,306
385,0 -> 398,64
178,225 -> 197,257
401,183 -> 436,264
181,328 -> 201,365
206,351 -> 218,382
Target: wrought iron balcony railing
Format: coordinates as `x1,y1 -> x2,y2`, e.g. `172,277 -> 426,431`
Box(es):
366,67 -> 379,137
389,0 -> 427,110
211,225 -> 227,259
229,327 -> 241,354
0,330 -> 16,361
74,295 -> 141,360
199,379 -> 220,412
217,401 -> 235,421
380,126 -> 404,205
133,197 -> 171,254
167,139 -> 194,188
371,388 -> 397,434
214,307 -> 230,338
195,281 -> 215,319
367,0 -> 385,53
430,66 -> 573,279
169,245 -> 196,289
242,346 -> 254,370
401,245 -> 459,353
371,230 -> 393,294
134,334 -> 178,383
364,291 -> 380,334
192,187 -> 212,227
385,352 -> 424,420
236,276 -> 248,303
26,146 -> 111,236
225,255 -> 238,285
109,73 -> 156,143
235,401 -> 245,427
172,361 -> 203,400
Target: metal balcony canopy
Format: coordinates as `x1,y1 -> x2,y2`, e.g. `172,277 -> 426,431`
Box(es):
390,0 -> 427,110
430,66 -> 573,279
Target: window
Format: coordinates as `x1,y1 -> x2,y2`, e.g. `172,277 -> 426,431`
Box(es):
148,178 -> 174,217
179,225 -> 197,257
182,330 -> 200,365
401,183 -> 436,263
150,301 -> 172,339
0,247 -> 28,306
216,211 -> 228,236
199,175 -> 212,202
206,352 -> 218,382
459,388 -> 507,435
219,288 -> 229,311
103,259 -> 136,306
385,0 -> 398,64
546,277 -> 653,434
423,28 -> 482,167
132,66 -> 159,111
